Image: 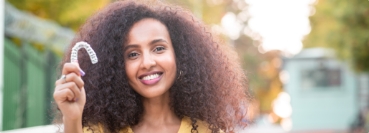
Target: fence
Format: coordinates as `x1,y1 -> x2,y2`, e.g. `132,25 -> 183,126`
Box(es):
3,38 -> 60,131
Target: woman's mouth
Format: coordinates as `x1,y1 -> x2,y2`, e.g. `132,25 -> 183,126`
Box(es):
139,72 -> 163,85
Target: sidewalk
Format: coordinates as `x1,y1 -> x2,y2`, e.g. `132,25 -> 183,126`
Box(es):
238,115 -> 287,133
1,125 -> 60,133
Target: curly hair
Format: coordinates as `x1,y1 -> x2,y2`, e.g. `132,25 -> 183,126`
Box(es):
55,0 -> 249,132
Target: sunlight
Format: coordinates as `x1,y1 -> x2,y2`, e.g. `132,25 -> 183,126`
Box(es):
221,12 -> 243,40
245,0 -> 316,55
272,92 -> 292,119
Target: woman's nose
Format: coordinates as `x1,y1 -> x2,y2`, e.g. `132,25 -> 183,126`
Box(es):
140,52 -> 156,70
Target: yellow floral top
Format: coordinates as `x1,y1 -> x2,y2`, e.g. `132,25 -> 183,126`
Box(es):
83,116 -> 212,133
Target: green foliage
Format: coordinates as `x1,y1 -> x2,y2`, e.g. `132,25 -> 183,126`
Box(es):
235,36 -> 283,112
304,0 -> 369,72
7,0 -> 110,30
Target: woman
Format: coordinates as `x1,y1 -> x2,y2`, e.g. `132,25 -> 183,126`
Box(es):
53,0 -> 249,133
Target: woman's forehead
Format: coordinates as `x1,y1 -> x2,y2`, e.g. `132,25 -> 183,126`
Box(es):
126,18 -> 171,44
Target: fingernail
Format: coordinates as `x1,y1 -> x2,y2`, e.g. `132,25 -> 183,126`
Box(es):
80,69 -> 85,76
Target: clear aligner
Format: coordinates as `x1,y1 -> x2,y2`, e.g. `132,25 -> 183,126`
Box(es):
71,41 -> 98,64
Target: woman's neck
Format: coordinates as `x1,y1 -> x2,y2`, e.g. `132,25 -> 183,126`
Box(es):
141,91 -> 178,124
132,92 -> 181,133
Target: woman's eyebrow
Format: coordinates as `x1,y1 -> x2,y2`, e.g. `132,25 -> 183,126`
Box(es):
150,39 -> 168,45
123,44 -> 139,52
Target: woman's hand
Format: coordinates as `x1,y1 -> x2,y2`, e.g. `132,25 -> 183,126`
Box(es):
54,62 -> 86,133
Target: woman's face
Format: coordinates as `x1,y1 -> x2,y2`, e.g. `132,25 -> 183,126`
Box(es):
124,18 -> 177,98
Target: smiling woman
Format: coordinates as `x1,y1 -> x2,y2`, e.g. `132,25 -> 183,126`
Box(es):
124,19 -> 177,99
53,0 -> 249,133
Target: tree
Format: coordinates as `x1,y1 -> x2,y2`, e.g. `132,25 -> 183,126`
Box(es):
304,0 -> 369,72
7,0 -> 110,30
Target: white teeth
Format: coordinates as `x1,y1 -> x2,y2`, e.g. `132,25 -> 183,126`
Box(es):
142,73 -> 159,80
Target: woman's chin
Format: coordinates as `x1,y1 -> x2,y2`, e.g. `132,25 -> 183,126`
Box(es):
138,89 -> 169,99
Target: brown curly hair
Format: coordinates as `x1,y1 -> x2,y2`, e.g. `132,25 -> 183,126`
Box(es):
55,0 -> 249,132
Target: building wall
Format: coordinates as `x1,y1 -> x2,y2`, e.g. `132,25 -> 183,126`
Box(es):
284,57 -> 358,131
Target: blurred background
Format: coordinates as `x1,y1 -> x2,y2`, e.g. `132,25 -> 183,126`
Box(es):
0,0 -> 368,132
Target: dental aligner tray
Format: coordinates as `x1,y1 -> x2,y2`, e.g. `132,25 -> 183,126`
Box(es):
71,41 -> 98,64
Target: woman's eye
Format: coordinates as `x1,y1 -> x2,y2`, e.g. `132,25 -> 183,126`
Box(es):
128,52 -> 139,58
154,46 -> 166,52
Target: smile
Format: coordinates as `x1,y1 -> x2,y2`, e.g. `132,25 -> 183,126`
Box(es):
142,73 -> 160,80
139,72 -> 163,85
